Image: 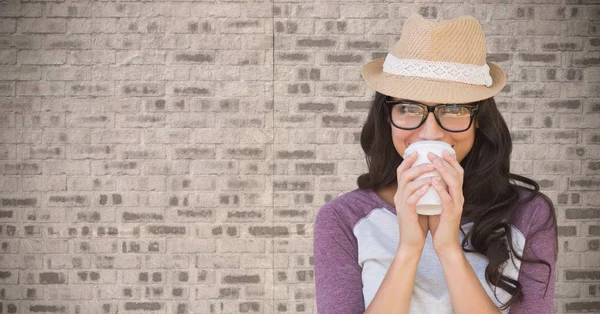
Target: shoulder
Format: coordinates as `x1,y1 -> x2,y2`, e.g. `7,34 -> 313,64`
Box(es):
509,186 -> 556,237
315,188 -> 380,230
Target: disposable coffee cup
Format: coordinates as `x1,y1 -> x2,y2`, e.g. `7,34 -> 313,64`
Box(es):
403,141 -> 456,215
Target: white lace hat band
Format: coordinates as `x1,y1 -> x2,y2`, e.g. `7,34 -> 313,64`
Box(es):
382,54 -> 494,87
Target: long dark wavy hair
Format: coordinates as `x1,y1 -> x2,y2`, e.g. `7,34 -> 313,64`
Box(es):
357,91 -> 558,310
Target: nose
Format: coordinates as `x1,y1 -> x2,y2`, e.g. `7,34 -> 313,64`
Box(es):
418,112 -> 445,139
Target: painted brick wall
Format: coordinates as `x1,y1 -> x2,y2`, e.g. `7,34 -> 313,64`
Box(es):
0,0 -> 598,313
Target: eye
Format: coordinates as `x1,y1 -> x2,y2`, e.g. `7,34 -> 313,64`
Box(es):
397,103 -> 423,114
440,105 -> 470,115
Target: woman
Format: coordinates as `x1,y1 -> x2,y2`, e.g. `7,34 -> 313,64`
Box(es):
313,13 -> 558,314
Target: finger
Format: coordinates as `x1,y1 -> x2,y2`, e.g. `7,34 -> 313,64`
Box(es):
396,152 -> 419,180
406,183 -> 431,206
431,178 -> 454,214
436,152 -> 465,204
432,158 -> 457,186
395,177 -> 431,207
398,162 -> 435,187
442,150 -> 464,176
398,151 -> 419,171
404,177 -> 433,198
429,154 -> 461,193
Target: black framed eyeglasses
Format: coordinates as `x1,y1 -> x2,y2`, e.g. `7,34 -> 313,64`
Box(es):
384,97 -> 479,133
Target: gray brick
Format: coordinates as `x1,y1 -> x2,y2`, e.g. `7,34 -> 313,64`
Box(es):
565,301 -> 600,312
19,18 -> 66,34
97,3 -> 140,18
566,270 -> 600,281
340,4 -> 389,19
316,19 -> 364,34
566,208 -> 600,219
0,3 -> 42,18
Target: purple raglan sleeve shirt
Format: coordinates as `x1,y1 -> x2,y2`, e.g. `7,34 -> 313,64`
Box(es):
507,199 -> 557,314
313,188 -> 557,314
314,202 -> 365,314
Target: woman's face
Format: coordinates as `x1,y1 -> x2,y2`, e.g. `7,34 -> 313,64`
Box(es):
389,97 -> 477,163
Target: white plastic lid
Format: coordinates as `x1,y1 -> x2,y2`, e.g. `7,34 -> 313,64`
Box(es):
404,140 -> 456,158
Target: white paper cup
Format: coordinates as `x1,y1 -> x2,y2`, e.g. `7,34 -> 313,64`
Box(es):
403,141 -> 456,215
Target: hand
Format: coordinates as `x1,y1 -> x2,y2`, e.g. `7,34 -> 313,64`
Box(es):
394,151 -> 436,252
427,150 -> 465,256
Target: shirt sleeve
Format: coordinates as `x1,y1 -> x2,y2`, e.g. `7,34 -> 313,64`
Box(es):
508,199 -> 558,314
313,203 -> 365,314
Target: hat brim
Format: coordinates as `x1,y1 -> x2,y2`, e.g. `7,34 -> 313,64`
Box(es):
361,57 -> 506,104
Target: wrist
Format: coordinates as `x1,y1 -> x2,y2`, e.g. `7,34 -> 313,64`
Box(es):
435,246 -> 464,263
396,243 -> 424,259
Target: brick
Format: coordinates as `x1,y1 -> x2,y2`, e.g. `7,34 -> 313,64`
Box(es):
295,163 -> 335,175
144,225 -> 186,236
320,83 -> 363,96
509,130 -> 533,143
558,225 -> 578,236
274,19 -> 313,34
192,3 -> 243,18
46,3 -> 92,18
516,52 -> 560,64
69,270 -> 117,284
73,240 -> 118,254
516,20 -> 561,36
568,177 -> 600,190
566,208 -> 600,219
0,3 -> 42,18
315,19 -> 364,34
218,239 -> 265,253
21,239 -> 68,254
222,273 -> 262,284
538,37 -> 583,51
324,53 -> 363,64
276,4 -> 340,19
558,251 -> 581,267
167,238 -> 215,253
534,130 -> 579,144
196,254 -> 240,269
0,65 -> 40,80
22,302 -> 68,313
46,286 -> 95,300
582,252 -> 600,267
117,18 -> 164,34
339,4 -> 389,18
44,34 -> 91,50
565,301 -> 600,312
533,160 -> 581,174
556,282 -> 580,298
19,18 -> 66,34
514,82 -> 561,98
572,53 -> 600,67
296,38 -> 336,48
96,3 -> 140,18
511,114 -> 558,129
144,255 -> 188,269
123,302 -> 163,311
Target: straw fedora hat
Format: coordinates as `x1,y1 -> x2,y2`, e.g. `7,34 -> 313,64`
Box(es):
361,13 -> 506,104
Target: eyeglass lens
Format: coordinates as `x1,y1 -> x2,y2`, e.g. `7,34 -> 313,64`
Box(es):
390,102 -> 473,131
